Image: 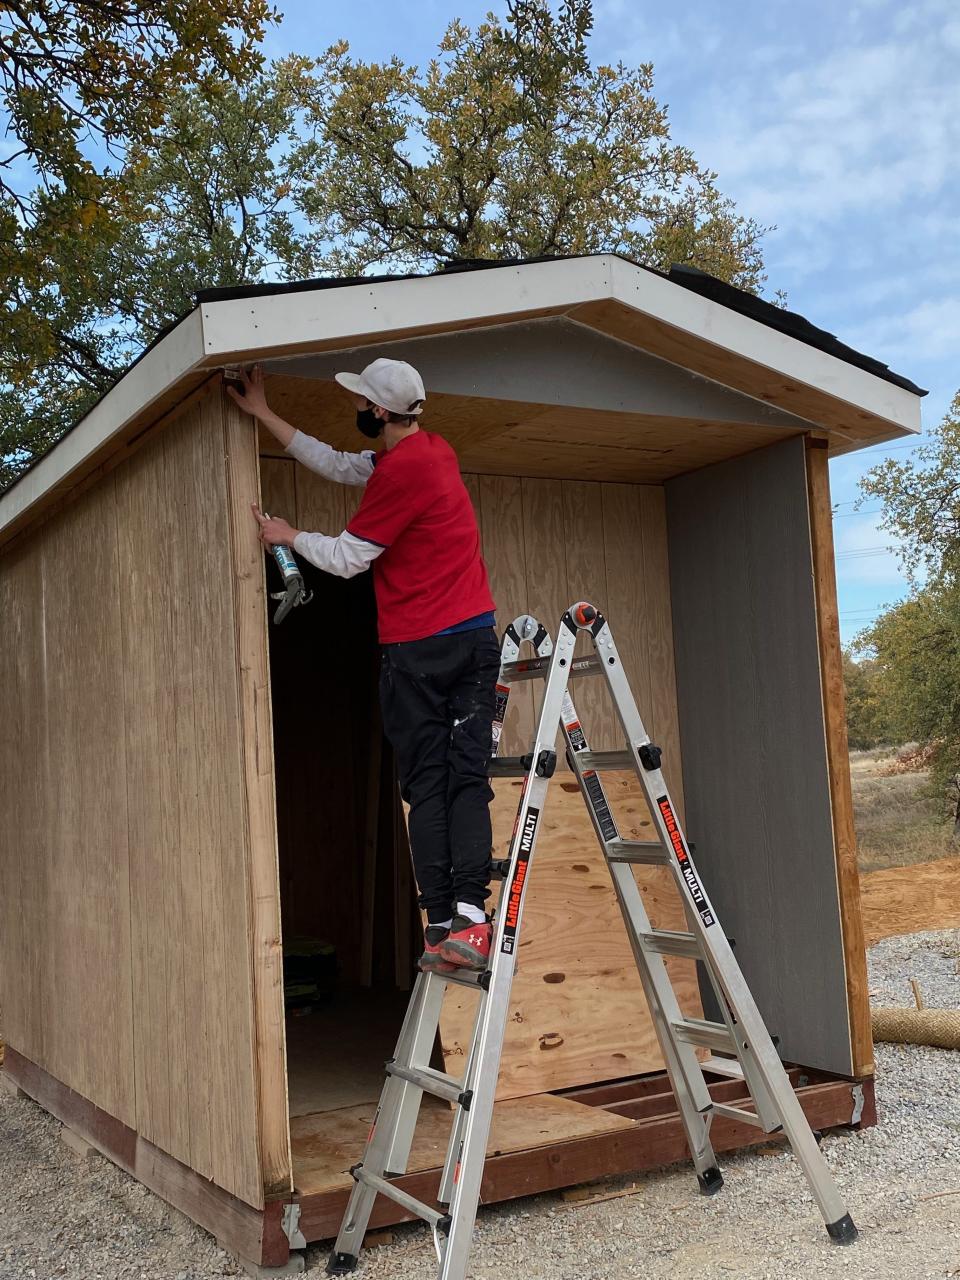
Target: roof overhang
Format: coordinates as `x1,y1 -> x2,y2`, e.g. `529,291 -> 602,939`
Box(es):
0,254 -> 922,549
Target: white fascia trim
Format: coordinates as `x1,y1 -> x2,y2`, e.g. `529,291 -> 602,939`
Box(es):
609,257 -> 922,435
0,308 -> 206,539
197,255 -> 617,361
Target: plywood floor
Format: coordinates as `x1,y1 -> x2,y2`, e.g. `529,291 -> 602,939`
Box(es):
291,1092 -> 636,1197
286,988 -> 411,1117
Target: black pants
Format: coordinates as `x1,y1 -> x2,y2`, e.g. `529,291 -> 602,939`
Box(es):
379,627 -> 500,924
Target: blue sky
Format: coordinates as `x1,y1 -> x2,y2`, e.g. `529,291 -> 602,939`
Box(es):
266,0 -> 959,643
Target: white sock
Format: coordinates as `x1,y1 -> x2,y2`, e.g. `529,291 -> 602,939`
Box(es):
429,919 -> 452,932
457,902 -> 486,925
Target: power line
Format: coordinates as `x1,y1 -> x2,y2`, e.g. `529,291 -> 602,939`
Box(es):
833,508 -> 882,518
852,442 -> 926,457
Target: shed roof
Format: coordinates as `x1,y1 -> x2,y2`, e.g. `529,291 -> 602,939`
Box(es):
0,253 -> 924,549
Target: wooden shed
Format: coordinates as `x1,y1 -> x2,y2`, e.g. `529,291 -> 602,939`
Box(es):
0,255 -> 923,1271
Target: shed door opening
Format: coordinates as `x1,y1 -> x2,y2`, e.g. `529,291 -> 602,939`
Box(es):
266,555 -> 423,1144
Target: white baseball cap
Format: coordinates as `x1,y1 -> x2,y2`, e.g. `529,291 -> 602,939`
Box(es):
335,358 -> 426,416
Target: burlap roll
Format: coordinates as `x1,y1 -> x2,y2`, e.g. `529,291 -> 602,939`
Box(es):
872,1007 -> 960,1050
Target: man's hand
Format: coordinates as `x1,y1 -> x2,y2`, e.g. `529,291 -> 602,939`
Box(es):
252,504 -> 301,548
227,364 -> 271,421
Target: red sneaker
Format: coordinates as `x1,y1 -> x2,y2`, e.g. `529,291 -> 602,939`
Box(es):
419,925 -> 455,974
439,916 -> 492,970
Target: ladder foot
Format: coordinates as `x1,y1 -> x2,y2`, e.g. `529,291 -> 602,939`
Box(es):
326,1252 -> 359,1275
825,1213 -> 858,1245
697,1166 -> 724,1196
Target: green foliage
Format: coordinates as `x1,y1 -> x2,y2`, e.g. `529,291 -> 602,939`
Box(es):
0,1 -> 277,205
842,650 -> 890,750
854,576 -> 960,797
290,0 -> 769,283
860,390 -> 960,580
857,390 -> 960,822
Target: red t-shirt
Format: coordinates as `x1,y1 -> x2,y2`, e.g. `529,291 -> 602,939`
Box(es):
347,430 -> 496,644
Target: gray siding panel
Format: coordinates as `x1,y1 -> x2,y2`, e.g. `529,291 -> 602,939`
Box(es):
666,436 -> 852,1075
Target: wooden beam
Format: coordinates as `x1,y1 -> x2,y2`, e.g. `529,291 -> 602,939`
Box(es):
4,1048 -> 290,1268
804,438 -> 874,1077
223,391 -> 295,1198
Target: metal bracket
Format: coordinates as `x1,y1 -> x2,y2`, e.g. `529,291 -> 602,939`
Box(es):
282,1202 -> 307,1250
850,1083 -> 864,1126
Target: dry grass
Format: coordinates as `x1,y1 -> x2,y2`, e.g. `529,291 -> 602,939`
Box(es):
850,748 -> 959,874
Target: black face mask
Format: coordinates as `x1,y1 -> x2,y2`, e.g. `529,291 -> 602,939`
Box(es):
356,408 -> 383,439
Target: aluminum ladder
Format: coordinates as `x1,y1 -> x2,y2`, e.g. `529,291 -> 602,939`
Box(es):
327,603 -> 858,1279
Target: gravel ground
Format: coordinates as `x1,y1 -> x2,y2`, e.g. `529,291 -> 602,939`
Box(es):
2,928 -> 959,1280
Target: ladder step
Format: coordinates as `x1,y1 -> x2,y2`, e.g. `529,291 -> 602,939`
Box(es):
385,1062 -> 468,1108
701,1056 -> 745,1080
711,1101 -> 767,1130
639,929 -> 701,960
353,1168 -> 450,1231
576,749 -> 634,771
500,654 -> 603,684
670,1017 -> 736,1054
607,840 -> 670,866
488,756 -> 528,778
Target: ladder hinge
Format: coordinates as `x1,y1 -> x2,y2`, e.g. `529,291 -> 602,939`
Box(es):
521,748 -> 557,778
281,1202 -> 307,1250
638,743 -> 662,771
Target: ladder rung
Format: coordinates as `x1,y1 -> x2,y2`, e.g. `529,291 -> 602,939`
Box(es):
488,756 -> 528,778
385,1062 -> 466,1107
711,1101 -> 767,1130
671,1017 -> 736,1054
607,840 -> 670,866
353,1168 -> 449,1230
701,1056 -> 745,1080
640,929 -> 701,960
500,654 -> 603,684
576,749 -> 634,771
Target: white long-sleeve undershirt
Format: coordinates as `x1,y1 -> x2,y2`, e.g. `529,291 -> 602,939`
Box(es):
293,528 -> 384,579
283,429 -> 382,578
285,429 -> 375,485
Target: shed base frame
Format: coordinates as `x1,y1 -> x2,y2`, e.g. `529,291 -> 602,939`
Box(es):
4,1046 -> 875,1265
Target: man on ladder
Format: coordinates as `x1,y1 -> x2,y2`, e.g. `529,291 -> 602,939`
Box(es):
228,360 -> 499,972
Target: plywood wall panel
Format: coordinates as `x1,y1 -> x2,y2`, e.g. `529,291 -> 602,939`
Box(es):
436,475 -> 693,1098
0,545 -> 48,1068
259,457 -> 297,524
562,480 -> 615,753
295,469 -> 348,536
40,490 -> 136,1127
477,475 -> 534,753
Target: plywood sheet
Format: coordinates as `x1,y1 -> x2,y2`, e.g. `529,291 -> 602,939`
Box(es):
439,772 -> 702,1100
292,1093 -> 635,1196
